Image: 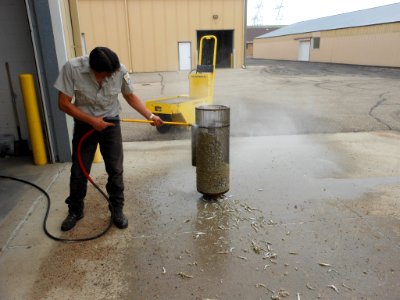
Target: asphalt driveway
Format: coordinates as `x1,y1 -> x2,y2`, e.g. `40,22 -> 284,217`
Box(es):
120,59 -> 400,141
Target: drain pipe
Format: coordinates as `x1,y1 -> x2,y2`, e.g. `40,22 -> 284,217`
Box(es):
124,0 -> 133,73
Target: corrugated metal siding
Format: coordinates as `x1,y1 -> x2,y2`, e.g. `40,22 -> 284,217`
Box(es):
323,22 -> 400,37
315,23 -> 400,67
77,0 -> 131,69
77,0 -> 244,72
254,23 -> 400,67
253,37 -> 301,61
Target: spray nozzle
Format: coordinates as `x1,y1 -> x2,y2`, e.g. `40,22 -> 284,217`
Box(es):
103,116 -> 121,123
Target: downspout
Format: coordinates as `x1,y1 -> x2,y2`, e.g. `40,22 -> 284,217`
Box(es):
124,0 -> 133,72
68,0 -> 83,56
243,0 -> 248,68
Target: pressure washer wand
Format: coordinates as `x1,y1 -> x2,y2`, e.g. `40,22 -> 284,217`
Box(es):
104,116 -> 191,126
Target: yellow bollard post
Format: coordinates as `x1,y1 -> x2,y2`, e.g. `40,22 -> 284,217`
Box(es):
93,145 -> 103,163
19,74 -> 48,165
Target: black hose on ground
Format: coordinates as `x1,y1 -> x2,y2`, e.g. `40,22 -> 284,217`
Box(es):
0,129 -> 113,242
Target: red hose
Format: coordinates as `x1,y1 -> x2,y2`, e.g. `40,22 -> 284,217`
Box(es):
77,128 -> 95,185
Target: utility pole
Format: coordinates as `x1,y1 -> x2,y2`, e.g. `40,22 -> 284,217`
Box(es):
275,0 -> 284,21
251,0 -> 264,25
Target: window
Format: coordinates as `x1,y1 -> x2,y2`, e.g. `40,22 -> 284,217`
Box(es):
313,37 -> 320,49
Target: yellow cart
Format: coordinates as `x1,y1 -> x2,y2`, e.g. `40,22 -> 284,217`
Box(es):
145,35 -> 217,133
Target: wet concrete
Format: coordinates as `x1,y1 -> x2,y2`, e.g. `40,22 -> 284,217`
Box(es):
0,61 -> 400,299
0,131 -> 399,299
122,132 -> 400,300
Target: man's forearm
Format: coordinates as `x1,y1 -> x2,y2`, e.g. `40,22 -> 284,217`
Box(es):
58,92 -> 95,124
123,93 -> 152,119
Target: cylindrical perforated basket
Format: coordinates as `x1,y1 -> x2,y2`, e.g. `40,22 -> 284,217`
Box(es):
193,105 -> 230,196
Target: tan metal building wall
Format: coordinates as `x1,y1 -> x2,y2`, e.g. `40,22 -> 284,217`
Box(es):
72,0 -> 245,72
254,23 -> 400,68
246,42 -> 253,57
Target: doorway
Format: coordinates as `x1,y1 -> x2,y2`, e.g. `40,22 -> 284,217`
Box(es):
178,42 -> 192,71
298,40 -> 311,61
197,30 -> 234,68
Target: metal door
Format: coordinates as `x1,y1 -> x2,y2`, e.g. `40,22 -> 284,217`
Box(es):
298,40 -> 311,61
178,42 -> 191,70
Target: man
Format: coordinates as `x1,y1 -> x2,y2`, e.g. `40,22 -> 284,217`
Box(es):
54,47 -> 163,231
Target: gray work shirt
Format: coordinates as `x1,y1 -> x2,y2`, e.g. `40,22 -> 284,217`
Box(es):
54,56 -> 134,117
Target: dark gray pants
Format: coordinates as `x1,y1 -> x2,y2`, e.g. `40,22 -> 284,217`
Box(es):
66,121 -> 124,214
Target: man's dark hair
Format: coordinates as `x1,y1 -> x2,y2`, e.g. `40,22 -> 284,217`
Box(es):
89,47 -> 120,73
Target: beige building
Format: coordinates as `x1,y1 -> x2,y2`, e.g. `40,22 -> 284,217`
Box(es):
253,3 -> 400,68
245,25 -> 282,57
63,0 -> 246,72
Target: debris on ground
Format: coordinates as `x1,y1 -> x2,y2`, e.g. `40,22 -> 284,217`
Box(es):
342,283 -> 353,291
192,196 -> 326,299
177,272 -> 193,279
328,284 -> 339,293
306,283 -> 315,290
271,288 -> 290,299
318,262 -> 332,267
251,240 -> 264,254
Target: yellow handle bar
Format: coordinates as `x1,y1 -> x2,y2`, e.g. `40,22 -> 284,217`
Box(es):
119,118 -> 191,126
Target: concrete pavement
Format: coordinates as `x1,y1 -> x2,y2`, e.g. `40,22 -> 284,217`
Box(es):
1,131 -> 399,299
0,61 -> 400,299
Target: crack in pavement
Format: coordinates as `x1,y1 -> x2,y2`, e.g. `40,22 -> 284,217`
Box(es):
368,93 -> 392,130
158,73 -> 165,95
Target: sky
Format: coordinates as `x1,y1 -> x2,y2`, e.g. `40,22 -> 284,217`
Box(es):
247,0 -> 400,25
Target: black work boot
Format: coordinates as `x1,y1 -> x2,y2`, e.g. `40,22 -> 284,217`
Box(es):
61,212 -> 84,231
112,207 -> 128,229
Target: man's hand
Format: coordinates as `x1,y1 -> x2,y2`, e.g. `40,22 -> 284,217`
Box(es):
58,92 -> 113,130
90,116 -> 115,131
149,114 -> 164,127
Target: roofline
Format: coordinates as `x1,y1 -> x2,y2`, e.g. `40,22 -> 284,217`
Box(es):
256,3 -> 400,39
256,21 -> 400,39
